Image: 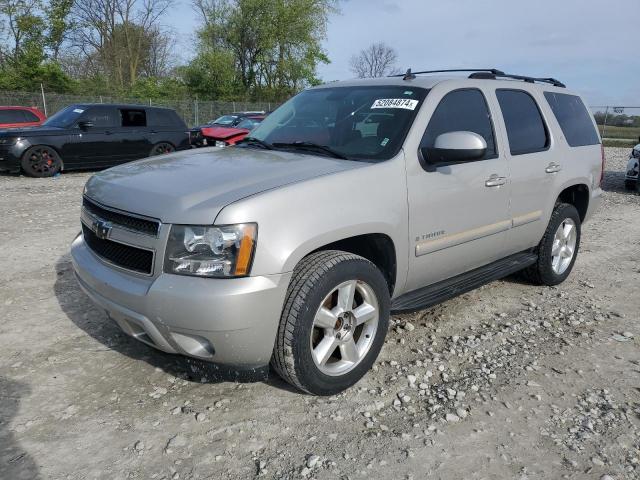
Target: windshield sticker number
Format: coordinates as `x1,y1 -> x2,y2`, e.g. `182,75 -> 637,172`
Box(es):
371,98 -> 419,110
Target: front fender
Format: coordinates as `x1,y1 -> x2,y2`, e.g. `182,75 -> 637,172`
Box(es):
214,155 -> 410,291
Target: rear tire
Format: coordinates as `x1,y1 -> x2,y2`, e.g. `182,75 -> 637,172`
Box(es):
149,142 -> 175,156
624,179 -> 637,191
521,203 -> 581,286
21,146 -> 62,178
271,250 -> 390,395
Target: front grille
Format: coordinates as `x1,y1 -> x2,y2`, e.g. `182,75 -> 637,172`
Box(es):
83,197 -> 159,236
82,224 -> 154,274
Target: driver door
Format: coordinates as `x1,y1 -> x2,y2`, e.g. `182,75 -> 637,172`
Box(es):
63,106 -> 120,168
404,87 -> 511,292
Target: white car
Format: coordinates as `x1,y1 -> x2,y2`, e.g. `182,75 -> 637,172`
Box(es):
625,141 -> 640,190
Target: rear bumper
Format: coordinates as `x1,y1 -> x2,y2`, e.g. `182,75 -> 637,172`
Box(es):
71,233 -> 292,368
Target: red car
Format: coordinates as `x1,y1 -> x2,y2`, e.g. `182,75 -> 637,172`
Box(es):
0,106 -> 46,129
200,115 -> 265,147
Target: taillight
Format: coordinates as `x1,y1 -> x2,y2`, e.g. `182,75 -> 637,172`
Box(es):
599,144 -> 605,187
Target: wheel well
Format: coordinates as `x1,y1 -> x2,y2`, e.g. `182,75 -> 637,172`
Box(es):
558,184 -> 589,222
312,234 -> 397,295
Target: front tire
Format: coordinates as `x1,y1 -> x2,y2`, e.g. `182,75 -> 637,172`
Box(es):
149,142 -> 175,156
21,146 -> 62,178
522,203 -> 581,286
271,250 -> 390,395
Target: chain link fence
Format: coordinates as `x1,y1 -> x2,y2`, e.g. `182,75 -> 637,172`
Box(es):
0,90 -> 281,127
589,106 -> 640,148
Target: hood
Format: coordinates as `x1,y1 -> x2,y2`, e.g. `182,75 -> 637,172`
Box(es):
0,125 -> 65,136
84,146 -> 365,224
201,125 -> 249,140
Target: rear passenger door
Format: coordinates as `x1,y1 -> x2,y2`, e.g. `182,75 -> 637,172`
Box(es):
114,108 -> 152,161
405,88 -> 511,292
492,89 -> 555,253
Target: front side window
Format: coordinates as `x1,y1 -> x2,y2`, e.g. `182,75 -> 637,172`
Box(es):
496,89 -> 549,155
544,92 -> 600,147
247,86 -> 428,161
22,110 -> 40,122
81,107 -> 118,128
120,109 -> 147,127
420,89 -> 497,160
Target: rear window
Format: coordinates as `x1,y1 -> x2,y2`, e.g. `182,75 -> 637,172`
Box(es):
496,89 -> 549,155
544,92 -> 600,147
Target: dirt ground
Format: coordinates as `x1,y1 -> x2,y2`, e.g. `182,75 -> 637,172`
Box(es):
1,147 -> 639,480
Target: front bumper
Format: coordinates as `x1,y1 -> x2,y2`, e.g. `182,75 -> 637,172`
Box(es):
0,144 -> 25,172
71,233 -> 292,368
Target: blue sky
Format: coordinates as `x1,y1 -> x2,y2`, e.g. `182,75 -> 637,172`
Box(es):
172,0 -> 640,106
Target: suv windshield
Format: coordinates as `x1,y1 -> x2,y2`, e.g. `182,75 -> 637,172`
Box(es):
246,86 -> 428,161
43,106 -> 85,128
211,115 -> 238,126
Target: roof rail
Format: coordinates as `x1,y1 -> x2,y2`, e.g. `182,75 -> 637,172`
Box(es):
390,68 -> 565,88
469,71 -> 566,88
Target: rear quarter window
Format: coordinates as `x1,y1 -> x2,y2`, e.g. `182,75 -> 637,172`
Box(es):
544,92 -> 600,147
148,109 -> 186,128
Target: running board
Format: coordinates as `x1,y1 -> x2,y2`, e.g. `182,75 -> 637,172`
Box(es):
391,252 -> 538,313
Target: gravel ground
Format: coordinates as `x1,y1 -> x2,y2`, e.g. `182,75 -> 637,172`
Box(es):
1,147 -> 639,480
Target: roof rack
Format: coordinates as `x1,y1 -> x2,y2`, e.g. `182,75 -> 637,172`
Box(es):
392,68 -> 565,88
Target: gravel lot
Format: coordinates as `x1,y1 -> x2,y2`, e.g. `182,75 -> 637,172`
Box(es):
1,147 -> 639,480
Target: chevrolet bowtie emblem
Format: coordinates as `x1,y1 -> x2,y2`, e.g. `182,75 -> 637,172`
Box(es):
92,219 -> 113,240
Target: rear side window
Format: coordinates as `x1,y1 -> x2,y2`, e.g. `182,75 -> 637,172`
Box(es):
421,89 -> 497,159
544,92 -> 600,147
0,109 -> 27,123
120,109 -> 147,127
496,89 -> 549,155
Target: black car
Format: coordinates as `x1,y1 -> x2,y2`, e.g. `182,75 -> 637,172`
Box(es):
0,104 -> 190,177
189,111 -> 265,147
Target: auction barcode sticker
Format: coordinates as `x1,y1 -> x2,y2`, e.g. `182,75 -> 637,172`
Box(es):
371,98 -> 419,110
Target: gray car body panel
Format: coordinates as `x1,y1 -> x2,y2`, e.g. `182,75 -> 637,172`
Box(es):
84,146 -> 365,224
72,75 -> 603,367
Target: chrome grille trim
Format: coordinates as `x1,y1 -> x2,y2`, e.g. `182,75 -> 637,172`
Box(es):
82,196 -> 161,237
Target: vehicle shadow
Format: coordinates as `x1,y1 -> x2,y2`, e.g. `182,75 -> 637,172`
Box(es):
53,255 -> 301,394
602,169 -> 637,195
0,377 -> 40,480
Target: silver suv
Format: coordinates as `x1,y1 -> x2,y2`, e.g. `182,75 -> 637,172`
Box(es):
71,69 -> 604,395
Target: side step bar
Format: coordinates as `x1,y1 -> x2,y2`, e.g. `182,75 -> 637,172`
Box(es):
391,251 -> 538,313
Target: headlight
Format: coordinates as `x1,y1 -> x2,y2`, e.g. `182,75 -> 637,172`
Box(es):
0,137 -> 18,145
164,223 -> 257,277
215,140 -> 227,148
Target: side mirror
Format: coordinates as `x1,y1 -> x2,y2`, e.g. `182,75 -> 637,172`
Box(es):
421,131 -> 487,170
78,121 -> 94,130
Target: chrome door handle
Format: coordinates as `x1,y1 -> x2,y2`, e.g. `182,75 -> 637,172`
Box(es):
485,174 -> 507,187
545,163 -> 562,173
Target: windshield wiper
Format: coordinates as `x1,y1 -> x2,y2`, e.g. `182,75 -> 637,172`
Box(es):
271,141 -> 348,160
237,136 -> 273,150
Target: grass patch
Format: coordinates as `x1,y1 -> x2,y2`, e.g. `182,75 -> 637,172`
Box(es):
597,124 -> 640,141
